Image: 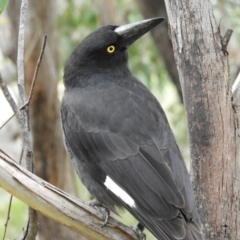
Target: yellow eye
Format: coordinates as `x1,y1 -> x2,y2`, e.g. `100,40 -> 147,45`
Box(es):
106,45 -> 115,54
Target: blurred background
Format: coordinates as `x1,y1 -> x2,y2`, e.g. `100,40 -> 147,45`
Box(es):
0,0 -> 239,239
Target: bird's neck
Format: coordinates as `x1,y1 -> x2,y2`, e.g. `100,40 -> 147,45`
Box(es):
64,64 -> 132,89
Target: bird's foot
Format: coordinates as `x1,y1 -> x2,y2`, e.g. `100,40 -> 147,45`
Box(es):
88,199 -> 110,228
131,223 -> 146,240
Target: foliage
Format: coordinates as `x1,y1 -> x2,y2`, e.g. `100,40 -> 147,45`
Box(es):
0,0 -> 7,15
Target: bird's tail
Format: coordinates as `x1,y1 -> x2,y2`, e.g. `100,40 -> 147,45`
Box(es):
154,213 -> 205,240
134,210 -> 204,240
186,215 -> 205,240
123,200 -> 204,240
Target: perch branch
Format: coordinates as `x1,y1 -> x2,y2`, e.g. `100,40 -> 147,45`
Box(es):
0,154 -> 138,240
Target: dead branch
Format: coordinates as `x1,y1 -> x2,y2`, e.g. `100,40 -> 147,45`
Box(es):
0,153 -> 138,240
221,29 -> 233,52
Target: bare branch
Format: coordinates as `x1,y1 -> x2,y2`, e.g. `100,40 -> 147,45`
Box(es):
221,29 -> 233,52
0,113 -> 15,130
0,155 -> 138,240
0,74 -> 19,120
20,35 -> 47,110
16,0 -> 38,239
2,195 -> 13,240
17,0 -> 28,106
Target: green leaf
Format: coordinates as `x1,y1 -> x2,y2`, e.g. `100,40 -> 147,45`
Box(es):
0,0 -> 8,15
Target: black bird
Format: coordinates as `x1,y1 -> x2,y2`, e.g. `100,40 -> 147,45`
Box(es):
61,17 -> 204,240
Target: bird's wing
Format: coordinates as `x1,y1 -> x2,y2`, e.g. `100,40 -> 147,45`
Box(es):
61,84 -> 201,239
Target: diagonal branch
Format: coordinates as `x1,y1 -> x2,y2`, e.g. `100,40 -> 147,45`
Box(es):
0,74 -> 20,120
0,154 -> 138,240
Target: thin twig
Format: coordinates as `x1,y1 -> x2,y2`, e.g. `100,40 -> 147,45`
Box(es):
2,195 -> 13,240
0,149 -> 14,161
0,35 -> 47,129
221,28 -> 233,52
17,0 -> 28,107
19,147 -> 24,165
0,74 -> 19,120
0,146 -> 25,240
0,114 -> 15,130
20,35 -> 47,110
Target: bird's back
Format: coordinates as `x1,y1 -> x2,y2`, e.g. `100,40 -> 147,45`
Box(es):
61,74 -> 203,240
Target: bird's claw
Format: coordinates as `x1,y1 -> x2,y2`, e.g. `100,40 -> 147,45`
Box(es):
100,207 -> 110,228
131,223 -> 146,240
88,199 -> 110,228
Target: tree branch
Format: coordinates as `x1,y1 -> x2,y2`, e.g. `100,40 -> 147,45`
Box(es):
221,29 -> 233,52
2,195 -> 13,240
17,0 -> 28,107
0,113 -> 15,130
0,154 -> 138,240
0,74 -> 19,119
16,0 -> 38,238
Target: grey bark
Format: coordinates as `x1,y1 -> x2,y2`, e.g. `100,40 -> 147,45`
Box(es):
164,0 -> 240,239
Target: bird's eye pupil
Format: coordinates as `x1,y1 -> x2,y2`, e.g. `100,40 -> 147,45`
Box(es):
107,45 -> 115,54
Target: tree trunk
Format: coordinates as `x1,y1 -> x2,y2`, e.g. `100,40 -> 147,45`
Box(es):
164,0 -> 240,239
4,1 -> 83,239
136,0 -> 182,101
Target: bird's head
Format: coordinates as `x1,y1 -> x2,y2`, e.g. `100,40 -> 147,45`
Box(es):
64,17 -> 164,88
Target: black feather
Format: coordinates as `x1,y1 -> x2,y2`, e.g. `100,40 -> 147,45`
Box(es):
61,21 -> 204,240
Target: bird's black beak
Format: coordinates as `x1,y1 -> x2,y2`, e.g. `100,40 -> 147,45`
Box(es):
114,17 -> 164,48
